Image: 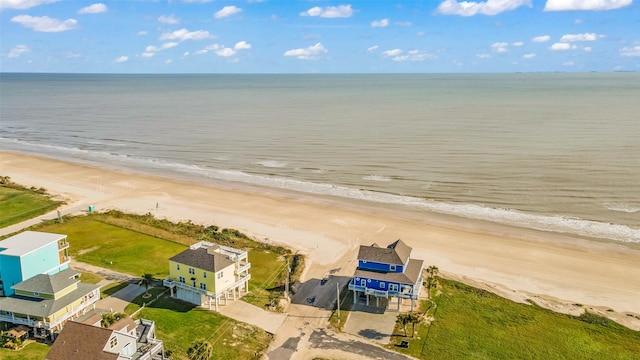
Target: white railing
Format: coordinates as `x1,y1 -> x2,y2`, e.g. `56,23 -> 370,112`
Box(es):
236,262 -> 251,275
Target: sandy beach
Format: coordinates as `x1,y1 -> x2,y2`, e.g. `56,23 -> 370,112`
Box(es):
2,151 -> 640,329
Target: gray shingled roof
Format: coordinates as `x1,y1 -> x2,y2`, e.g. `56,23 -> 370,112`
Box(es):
169,247 -> 235,273
12,268 -> 79,295
357,239 -> 412,266
354,258 -> 424,285
0,282 -> 100,317
46,321 -> 118,360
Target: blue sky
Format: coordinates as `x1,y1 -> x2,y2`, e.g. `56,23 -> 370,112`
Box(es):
1,0 -> 638,73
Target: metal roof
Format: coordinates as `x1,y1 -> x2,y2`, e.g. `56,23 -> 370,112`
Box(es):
0,231 -> 66,257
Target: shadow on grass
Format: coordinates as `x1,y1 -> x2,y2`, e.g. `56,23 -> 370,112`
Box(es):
101,282 -> 129,298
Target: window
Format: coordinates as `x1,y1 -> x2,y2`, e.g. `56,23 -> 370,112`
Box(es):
188,267 -> 195,275
179,276 -> 185,283
109,336 -> 118,348
360,279 -> 366,287
177,264 -> 180,270
203,272 -> 207,278
389,284 -> 399,292
200,283 -> 207,290
380,282 -> 385,288
390,265 -> 396,271
217,272 -> 223,279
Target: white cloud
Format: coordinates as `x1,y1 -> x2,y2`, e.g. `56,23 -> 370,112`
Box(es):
544,0 -> 631,11
8,44 -> 29,58
234,41 -> 251,50
436,0 -> 532,16
562,61 -> 574,66
283,43 -> 328,60
0,0 -> 57,9
476,53 -> 492,59
159,28 -> 212,41
142,42 -> 178,57
381,48 -> 435,62
158,15 -> 180,24
560,33 -> 602,42
550,42 -> 577,50
523,53 -> 536,59
11,15 -> 77,32
512,41 -> 524,46
382,49 -> 403,57
300,5 -> 354,18
137,30 -> 148,36
195,49 -> 208,55
491,42 -> 509,53
371,19 -> 389,28
532,35 -> 551,42
620,46 -> 640,57
78,3 -> 107,14
114,56 -> 128,63
165,59 -> 172,64
214,5 -> 242,19
216,48 -> 236,57
367,45 -> 379,52
583,46 -> 592,52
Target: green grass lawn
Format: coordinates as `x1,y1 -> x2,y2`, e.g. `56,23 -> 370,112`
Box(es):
242,250 -> 288,308
0,342 -> 50,360
30,212 -> 300,310
136,294 -> 271,360
77,270 -> 104,284
388,278 -> 640,359
34,216 -> 187,277
0,185 -> 62,228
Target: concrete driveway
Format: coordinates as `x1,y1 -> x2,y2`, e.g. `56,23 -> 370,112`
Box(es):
95,283 -> 146,313
219,300 -> 287,334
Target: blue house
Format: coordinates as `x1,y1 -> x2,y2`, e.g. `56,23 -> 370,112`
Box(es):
348,239 -> 423,311
0,231 -> 70,297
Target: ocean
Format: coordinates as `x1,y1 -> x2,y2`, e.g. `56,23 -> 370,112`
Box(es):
1,73 -> 639,243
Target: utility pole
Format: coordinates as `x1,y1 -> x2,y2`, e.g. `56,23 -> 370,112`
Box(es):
285,258 -> 290,299
336,282 -> 340,322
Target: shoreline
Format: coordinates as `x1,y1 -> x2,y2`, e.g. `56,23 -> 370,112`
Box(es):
2,150 -> 640,329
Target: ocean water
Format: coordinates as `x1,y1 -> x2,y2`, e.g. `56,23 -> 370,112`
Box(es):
1,73 -> 639,243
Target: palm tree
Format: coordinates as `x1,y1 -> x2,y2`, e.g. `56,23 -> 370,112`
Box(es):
408,312 -> 424,337
424,265 -> 440,299
138,273 -> 154,297
427,265 -> 439,278
187,340 -> 212,360
397,313 -> 411,337
425,276 -> 439,299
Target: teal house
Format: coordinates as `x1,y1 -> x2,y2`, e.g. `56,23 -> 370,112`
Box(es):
0,231 -> 70,297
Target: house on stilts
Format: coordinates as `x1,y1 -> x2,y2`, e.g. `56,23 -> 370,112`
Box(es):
348,239 -> 423,311
163,241 -> 250,311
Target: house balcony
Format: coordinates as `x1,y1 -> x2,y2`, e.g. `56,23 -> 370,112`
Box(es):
58,241 -> 70,251
163,273 -> 251,299
235,261 -> 251,276
133,338 -> 164,360
0,289 -> 99,331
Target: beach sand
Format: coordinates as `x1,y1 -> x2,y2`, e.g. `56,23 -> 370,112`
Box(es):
2,151 -> 640,329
